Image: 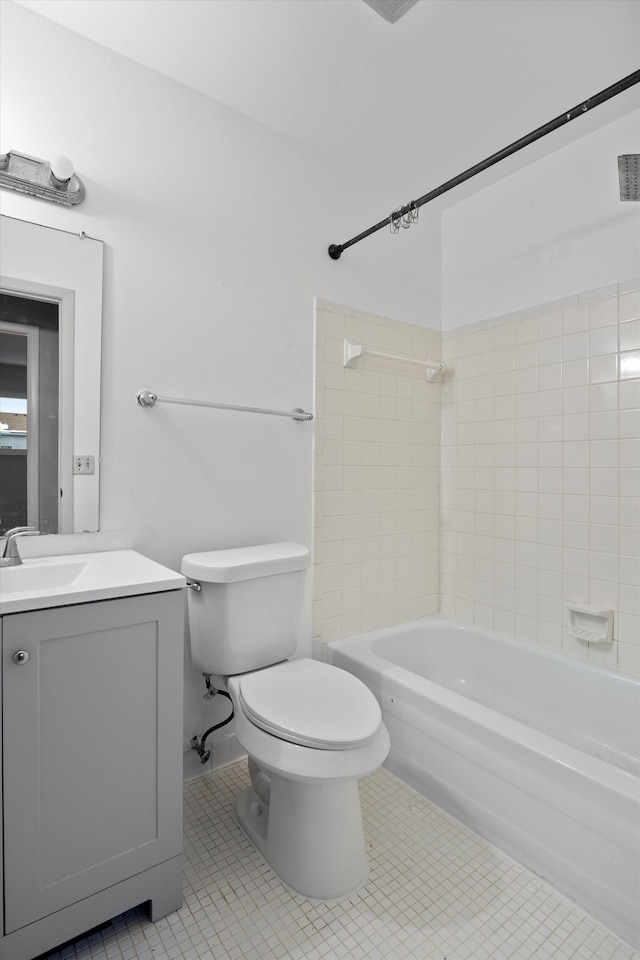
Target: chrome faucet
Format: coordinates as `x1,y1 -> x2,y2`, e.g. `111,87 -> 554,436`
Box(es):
0,526 -> 41,566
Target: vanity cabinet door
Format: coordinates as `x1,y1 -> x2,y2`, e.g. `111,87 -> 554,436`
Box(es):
2,592 -> 183,934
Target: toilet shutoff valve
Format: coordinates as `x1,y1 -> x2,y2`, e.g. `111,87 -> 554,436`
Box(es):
203,674 -> 217,699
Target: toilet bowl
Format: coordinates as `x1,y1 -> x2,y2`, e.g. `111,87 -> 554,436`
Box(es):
182,543 -> 390,901
227,659 -> 389,900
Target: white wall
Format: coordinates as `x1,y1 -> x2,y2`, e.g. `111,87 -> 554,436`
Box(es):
0,1 -> 429,769
442,108 -> 640,329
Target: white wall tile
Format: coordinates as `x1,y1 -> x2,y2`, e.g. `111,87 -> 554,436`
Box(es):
589,353 -> 618,383
620,349 -> 640,380
564,332 -> 589,361
562,358 -> 589,386
620,319 -> 640,351
314,303 -> 441,646
619,288 -> 640,320
563,305 -> 589,335
590,326 -> 618,357
315,286 -> 639,678
589,297 -> 618,329
439,283 -> 639,677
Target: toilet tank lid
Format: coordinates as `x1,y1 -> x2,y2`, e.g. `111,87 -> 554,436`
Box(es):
181,542 -> 309,582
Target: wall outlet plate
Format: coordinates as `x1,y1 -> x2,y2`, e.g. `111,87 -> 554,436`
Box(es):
73,455 -> 95,475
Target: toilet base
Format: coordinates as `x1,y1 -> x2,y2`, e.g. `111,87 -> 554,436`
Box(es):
235,770 -> 369,902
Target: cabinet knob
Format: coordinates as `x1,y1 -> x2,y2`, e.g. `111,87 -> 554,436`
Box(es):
12,650 -> 30,665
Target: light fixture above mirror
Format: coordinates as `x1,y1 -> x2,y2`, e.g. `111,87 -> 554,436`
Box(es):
0,150 -> 85,206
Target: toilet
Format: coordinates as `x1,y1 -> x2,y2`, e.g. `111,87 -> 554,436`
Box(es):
181,542 -> 390,901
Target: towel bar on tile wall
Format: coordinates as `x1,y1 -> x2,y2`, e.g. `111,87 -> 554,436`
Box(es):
136,390 -> 313,421
343,340 -> 445,380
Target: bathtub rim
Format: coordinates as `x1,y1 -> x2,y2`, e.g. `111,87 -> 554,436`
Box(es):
327,614 -> 639,688
326,615 -> 639,799
327,614 -> 640,949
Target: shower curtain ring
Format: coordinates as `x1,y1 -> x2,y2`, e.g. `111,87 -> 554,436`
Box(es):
402,201 -> 418,227
393,201 -> 419,230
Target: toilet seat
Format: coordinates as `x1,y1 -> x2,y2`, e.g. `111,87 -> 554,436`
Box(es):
236,658 -> 382,750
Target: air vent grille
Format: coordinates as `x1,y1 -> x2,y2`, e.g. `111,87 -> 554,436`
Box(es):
618,154 -> 640,201
362,0 -> 420,24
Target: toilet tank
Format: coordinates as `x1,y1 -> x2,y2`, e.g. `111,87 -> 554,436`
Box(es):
181,543 -> 309,676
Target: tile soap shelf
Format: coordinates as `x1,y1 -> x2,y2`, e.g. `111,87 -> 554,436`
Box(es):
567,602 -> 614,644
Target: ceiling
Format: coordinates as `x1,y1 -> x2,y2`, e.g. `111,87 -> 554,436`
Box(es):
12,0 -> 640,202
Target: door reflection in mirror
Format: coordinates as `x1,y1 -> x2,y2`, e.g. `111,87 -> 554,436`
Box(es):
1,216 -> 104,534
0,294 -> 59,534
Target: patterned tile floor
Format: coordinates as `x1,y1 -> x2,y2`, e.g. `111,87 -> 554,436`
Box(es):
41,761 -> 638,960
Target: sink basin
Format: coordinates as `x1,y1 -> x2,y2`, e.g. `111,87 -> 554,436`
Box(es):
0,558 -> 105,594
0,550 -> 185,614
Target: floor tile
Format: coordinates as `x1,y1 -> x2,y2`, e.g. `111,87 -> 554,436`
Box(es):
39,762 -> 639,960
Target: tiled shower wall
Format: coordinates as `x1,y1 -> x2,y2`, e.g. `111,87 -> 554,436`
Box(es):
313,300 -> 441,654
441,282 -> 640,677
313,284 -> 639,678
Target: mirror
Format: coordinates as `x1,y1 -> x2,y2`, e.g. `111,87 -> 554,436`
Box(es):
0,215 -> 103,534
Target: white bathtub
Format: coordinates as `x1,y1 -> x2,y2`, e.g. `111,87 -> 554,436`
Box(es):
327,616 -> 640,948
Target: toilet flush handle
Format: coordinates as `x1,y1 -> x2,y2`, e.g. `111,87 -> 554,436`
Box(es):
186,580 -> 201,592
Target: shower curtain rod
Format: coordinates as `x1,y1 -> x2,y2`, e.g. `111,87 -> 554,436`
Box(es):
327,69 -> 640,260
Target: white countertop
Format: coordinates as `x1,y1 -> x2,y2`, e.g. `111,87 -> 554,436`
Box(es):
0,550 -> 186,614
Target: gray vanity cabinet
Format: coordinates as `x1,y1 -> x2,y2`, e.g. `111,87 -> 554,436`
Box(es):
0,590 -> 184,960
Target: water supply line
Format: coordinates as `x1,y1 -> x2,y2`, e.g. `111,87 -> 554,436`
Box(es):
191,676 -> 234,764
327,69 -> 640,260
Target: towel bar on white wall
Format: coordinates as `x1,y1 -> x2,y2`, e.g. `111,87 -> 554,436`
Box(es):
343,340 -> 445,380
136,390 -> 313,421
